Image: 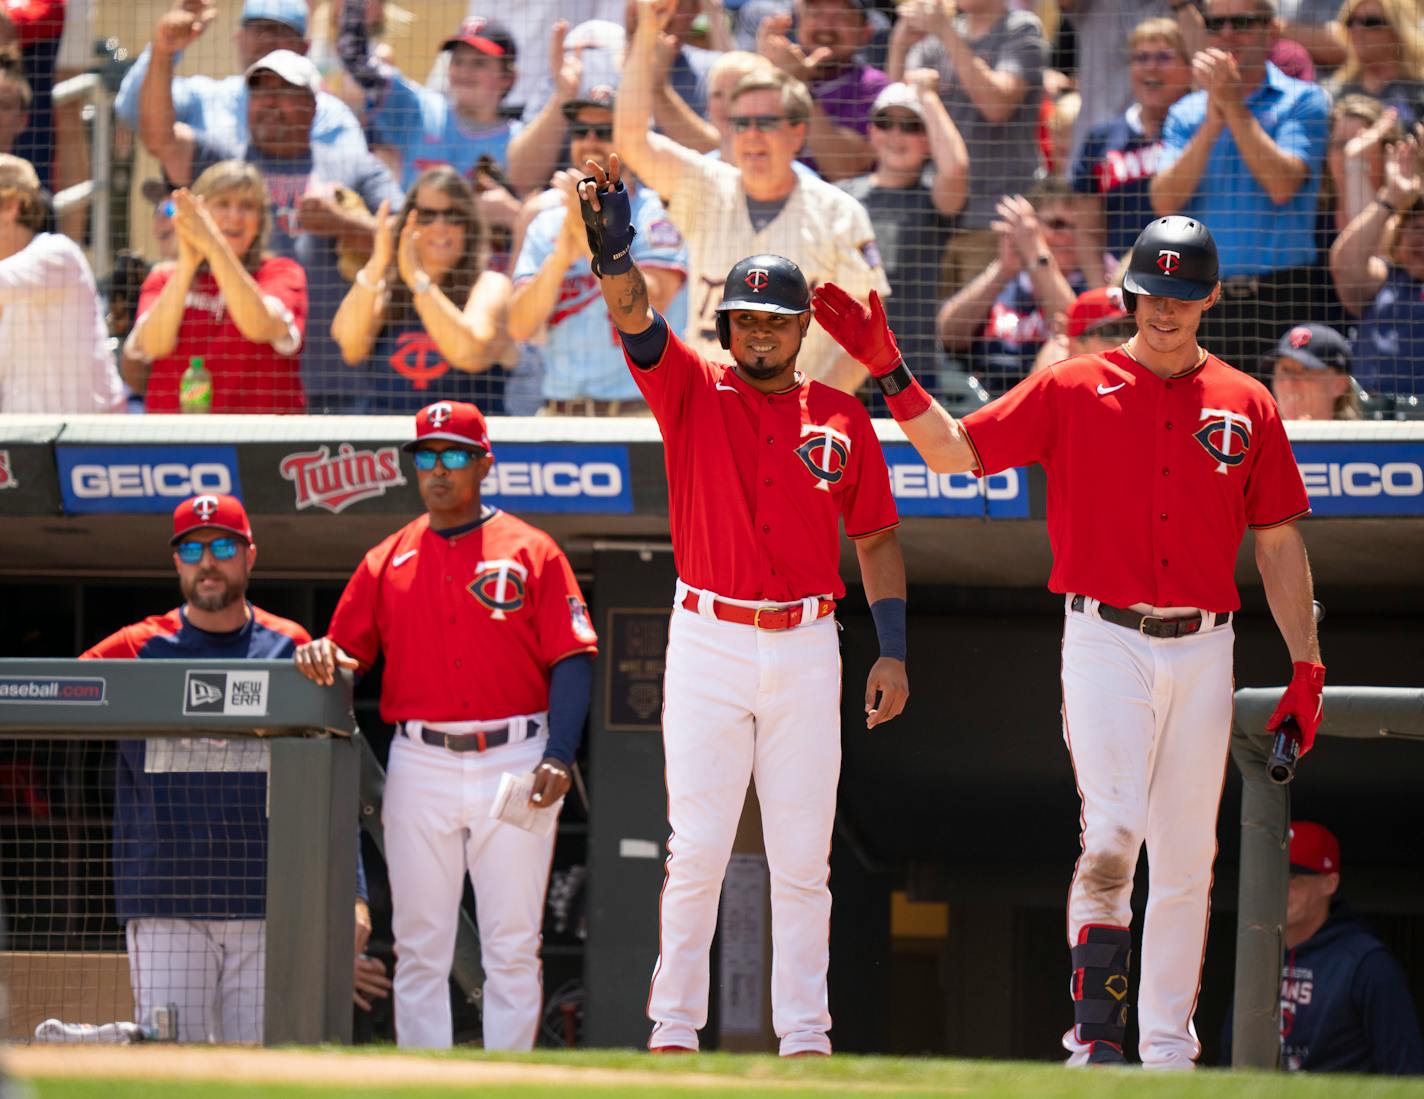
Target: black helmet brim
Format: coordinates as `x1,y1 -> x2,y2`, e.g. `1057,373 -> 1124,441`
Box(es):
715,298 -> 809,315
1120,269 -> 1215,302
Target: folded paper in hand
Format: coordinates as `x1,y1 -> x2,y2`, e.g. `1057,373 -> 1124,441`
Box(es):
491,770 -> 561,838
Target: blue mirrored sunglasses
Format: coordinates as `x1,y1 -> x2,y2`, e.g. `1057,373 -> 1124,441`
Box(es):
176,537 -> 241,564
412,448 -> 476,471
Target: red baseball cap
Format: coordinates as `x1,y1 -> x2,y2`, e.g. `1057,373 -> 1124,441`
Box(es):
441,18 -> 516,60
171,494 -> 253,545
403,401 -> 493,455
1289,821 -> 1341,875
1067,287 -> 1130,339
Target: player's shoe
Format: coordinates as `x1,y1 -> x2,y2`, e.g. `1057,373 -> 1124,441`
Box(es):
1087,1040 -> 1128,1065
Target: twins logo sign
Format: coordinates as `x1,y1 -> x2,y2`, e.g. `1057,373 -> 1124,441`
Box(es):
1194,408 -> 1253,475
469,559 -> 528,620
795,424 -> 851,491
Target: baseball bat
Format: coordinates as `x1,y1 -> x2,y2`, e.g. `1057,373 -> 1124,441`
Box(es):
1266,603 -> 1324,785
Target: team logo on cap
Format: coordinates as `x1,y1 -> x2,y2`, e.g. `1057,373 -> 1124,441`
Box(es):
427,402 -> 454,429
193,495 -> 220,521
1193,408 -> 1253,475
744,268 -> 770,292
1157,249 -> 1181,274
1288,326 -> 1313,349
468,559 -> 528,620
795,424 -> 852,492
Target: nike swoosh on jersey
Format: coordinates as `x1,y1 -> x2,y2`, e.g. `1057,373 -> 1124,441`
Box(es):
715,383 -> 737,392
393,550 -> 418,567
1097,382 -> 1127,395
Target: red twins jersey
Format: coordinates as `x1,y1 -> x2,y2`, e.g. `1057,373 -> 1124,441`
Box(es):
963,347 -> 1309,612
326,510 -> 598,724
626,325 -> 899,601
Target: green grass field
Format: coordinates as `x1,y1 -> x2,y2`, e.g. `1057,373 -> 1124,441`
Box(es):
13,1048 -> 1424,1099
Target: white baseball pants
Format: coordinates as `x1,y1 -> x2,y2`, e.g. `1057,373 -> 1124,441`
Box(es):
383,727 -> 556,1050
126,917 -> 265,1043
1059,596 -> 1235,1068
648,586 -> 844,1055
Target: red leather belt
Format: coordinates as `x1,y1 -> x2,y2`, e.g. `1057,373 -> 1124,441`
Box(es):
680,592 -> 835,631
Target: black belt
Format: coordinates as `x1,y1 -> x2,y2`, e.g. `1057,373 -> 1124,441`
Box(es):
1070,594 -> 1229,639
405,719 -> 539,753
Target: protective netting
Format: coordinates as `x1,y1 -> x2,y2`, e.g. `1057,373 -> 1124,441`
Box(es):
4,0 -> 1424,419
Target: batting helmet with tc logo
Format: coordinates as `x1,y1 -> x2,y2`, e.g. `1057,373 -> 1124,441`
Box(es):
1121,216 -> 1219,311
715,254 -> 812,349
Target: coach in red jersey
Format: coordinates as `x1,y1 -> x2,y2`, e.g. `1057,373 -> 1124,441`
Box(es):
814,214 -> 1325,1068
82,494 -> 389,1042
580,157 -> 908,1057
294,400 -> 597,1051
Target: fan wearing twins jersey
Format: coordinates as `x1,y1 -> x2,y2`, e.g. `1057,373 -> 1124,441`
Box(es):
295,400 -> 598,1051
580,158 -> 909,1057
812,215 -> 1326,1068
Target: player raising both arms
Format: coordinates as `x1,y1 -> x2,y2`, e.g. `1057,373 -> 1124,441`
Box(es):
815,216 -> 1324,1068
579,156 -> 908,1057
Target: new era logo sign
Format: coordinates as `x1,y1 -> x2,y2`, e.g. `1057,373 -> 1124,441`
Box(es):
182,671 -> 269,717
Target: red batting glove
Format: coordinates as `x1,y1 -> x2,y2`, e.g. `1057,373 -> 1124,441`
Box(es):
1265,661 -> 1326,754
812,284 -> 902,376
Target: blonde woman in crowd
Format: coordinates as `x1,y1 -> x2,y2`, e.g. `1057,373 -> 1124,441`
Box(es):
1329,0 -> 1424,125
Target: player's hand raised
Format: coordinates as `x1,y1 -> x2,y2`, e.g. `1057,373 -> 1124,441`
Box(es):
864,657 -> 909,729
529,758 -> 572,809
293,636 -> 360,686
812,283 -> 903,377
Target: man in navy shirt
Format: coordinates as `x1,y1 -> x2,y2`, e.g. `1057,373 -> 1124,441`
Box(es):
82,495 -> 388,1042
1223,821 -> 1424,1074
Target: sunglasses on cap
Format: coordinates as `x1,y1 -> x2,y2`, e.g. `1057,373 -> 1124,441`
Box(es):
871,116 -> 926,135
730,115 -> 794,133
176,537 -> 243,564
1203,12 -> 1272,32
413,206 -> 468,226
412,448 -> 477,471
569,123 -> 614,141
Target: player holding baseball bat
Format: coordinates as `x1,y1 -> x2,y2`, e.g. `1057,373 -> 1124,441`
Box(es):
812,215 -> 1325,1067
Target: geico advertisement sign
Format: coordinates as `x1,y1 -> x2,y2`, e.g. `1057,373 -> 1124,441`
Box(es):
883,445 -> 1029,518
1292,443 -> 1424,517
58,446 -> 241,514
478,445 -> 633,513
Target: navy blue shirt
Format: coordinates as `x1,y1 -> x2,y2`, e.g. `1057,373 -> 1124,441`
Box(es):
1072,106 -> 1170,258
1223,901 -> 1424,1074
1355,264 -> 1424,397
83,605 -> 310,922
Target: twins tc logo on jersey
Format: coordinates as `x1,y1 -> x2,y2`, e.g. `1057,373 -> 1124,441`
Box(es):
795,424 -> 852,491
193,495 -> 220,521
1157,249 -> 1182,274
468,559 -> 528,620
1194,408 -> 1254,475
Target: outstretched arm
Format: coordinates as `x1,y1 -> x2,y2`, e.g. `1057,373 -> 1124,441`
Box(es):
579,156 -> 656,336
856,529 -> 909,729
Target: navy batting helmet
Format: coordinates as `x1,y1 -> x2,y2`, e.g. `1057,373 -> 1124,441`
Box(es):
1121,216 -> 1219,312
715,254 -> 811,349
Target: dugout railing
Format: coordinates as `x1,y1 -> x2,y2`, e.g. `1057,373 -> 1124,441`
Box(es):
1230,685 -> 1424,1069
0,658 -> 358,1045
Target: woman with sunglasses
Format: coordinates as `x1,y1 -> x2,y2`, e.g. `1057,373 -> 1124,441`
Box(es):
333,164 -> 513,413
1328,0 -> 1424,126
125,159 -> 307,413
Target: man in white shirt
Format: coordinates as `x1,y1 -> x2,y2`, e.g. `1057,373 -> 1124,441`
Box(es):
0,155 -> 125,414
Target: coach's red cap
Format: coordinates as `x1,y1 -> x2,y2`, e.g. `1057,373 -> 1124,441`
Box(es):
441,18 -> 516,60
1066,287 -> 1130,339
1289,821 -> 1341,875
171,494 -> 253,545
403,400 -> 493,455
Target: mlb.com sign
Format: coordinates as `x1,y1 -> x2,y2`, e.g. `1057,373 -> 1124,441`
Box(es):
58,446 -> 241,515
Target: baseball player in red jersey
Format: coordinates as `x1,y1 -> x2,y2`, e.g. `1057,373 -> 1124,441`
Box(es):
293,401 -> 598,1050
579,157 -> 909,1057
813,216 -> 1326,1068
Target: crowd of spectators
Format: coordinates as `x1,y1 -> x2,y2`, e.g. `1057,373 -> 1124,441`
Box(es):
4,0 -> 1424,417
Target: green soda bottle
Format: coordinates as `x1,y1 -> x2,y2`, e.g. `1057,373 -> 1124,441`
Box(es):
178,355 -> 212,414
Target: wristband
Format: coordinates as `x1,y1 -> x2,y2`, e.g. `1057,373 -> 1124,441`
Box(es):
876,360 -> 934,421
411,271 -> 433,296
870,598 -> 908,662
355,269 -> 386,293
1375,194 -> 1401,214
